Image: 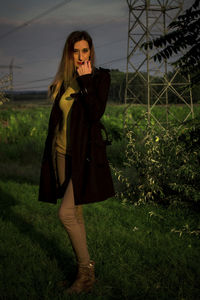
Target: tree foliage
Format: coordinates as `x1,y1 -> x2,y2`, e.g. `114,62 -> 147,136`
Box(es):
142,0 -> 200,86
108,70 -> 200,104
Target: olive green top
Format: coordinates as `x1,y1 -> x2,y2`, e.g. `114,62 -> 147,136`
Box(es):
55,78 -> 79,154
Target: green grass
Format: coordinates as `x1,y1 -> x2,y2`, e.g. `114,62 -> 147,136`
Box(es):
0,180 -> 200,300
0,102 -> 200,299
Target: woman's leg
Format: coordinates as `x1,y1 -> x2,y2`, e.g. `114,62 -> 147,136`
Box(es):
56,152 -> 90,267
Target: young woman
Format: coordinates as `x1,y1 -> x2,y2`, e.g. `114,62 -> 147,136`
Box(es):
38,31 -> 115,294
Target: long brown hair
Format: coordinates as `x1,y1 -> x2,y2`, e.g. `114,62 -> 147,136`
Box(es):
49,30 -> 95,100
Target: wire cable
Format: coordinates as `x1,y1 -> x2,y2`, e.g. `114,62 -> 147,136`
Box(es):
14,76 -> 53,87
14,56 -> 127,89
99,56 -> 127,67
95,38 -> 127,49
0,0 -> 72,40
12,18 -> 127,58
14,85 -> 48,91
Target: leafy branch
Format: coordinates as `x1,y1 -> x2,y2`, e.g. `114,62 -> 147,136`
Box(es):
142,0 -> 200,86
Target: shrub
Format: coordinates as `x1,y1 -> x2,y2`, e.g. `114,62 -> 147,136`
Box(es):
112,116 -> 200,207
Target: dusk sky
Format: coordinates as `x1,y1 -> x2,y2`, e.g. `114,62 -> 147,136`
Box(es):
0,0 -> 190,91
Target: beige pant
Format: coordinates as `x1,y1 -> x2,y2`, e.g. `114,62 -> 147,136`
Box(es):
56,151 -> 90,267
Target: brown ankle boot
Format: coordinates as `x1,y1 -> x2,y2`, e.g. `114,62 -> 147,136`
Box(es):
66,260 -> 96,294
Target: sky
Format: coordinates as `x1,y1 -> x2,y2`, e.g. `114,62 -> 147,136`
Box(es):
0,0 -> 190,91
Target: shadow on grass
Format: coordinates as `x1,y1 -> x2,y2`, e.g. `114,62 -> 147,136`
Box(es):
0,187 -> 76,289
0,159 -> 40,186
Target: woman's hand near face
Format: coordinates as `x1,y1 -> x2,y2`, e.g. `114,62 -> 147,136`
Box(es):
77,60 -> 92,76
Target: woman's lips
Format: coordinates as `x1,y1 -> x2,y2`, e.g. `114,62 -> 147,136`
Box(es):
77,62 -> 84,65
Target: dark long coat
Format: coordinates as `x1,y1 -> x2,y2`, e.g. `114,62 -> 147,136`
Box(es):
38,67 -> 115,205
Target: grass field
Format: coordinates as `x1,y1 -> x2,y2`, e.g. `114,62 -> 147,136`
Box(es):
0,180 -> 199,300
0,101 -> 200,299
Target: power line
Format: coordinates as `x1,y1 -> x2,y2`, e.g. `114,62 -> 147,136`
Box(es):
16,47 -> 143,69
16,57 -> 58,67
13,37 -> 127,68
95,38 -> 127,49
14,76 -> 53,87
10,14 -> 127,57
85,16 -> 127,32
13,57 -> 127,89
0,2 -> 128,90
0,0 -> 72,40
99,56 -> 126,67
14,85 -> 48,91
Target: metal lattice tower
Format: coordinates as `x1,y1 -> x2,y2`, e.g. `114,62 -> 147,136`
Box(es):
0,74 -> 12,105
125,0 -> 194,129
0,58 -> 22,103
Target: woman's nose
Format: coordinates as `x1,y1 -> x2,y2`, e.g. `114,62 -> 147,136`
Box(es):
79,51 -> 83,61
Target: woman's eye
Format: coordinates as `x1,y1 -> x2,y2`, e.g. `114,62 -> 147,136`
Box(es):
83,48 -> 89,53
73,49 -> 78,53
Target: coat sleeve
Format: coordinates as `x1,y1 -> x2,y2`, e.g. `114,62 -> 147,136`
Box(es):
76,69 -> 110,122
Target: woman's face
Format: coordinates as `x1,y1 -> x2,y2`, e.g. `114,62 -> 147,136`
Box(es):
73,40 -> 90,69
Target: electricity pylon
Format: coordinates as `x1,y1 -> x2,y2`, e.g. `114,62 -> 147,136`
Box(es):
125,0 -> 194,129
0,58 -> 22,103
